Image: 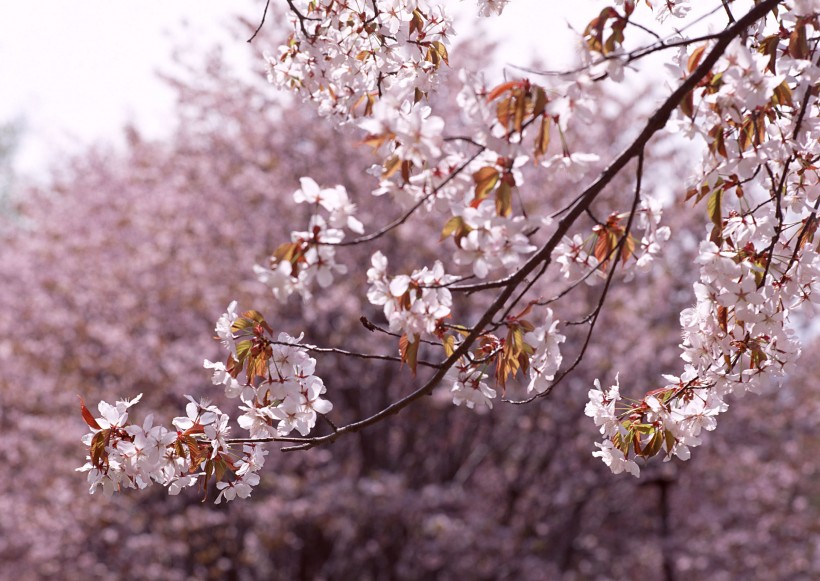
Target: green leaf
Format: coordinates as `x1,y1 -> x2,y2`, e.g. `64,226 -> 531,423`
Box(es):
235,340 -> 253,363
531,86 -> 548,118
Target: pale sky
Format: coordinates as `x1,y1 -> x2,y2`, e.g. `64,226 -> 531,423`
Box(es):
0,1 -> 593,176
0,1 -> 259,174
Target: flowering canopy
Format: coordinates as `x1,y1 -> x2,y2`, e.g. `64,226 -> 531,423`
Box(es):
79,0 -> 820,502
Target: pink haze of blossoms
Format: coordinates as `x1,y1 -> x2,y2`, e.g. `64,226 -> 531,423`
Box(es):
80,0 -> 820,502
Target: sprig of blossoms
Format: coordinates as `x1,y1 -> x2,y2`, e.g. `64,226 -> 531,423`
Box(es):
205,303 -> 333,438
367,251 -> 456,341
266,0 -> 453,120
255,179 -> 361,302
451,202 -> 537,278
439,306 -> 566,408
79,0 -> 820,503
588,12 -> 820,471
79,303 -> 329,502
552,197 -> 671,283
590,214 -> 818,475
77,393 -> 268,503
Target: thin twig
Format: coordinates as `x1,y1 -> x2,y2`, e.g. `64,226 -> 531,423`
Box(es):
247,0 -> 271,43
512,2 -> 728,80
358,317 -> 442,347
291,341 -> 443,369
327,146 -> 485,247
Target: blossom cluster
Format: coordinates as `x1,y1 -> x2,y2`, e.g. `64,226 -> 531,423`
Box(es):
553,196 -> 672,284
524,308 -> 566,395
79,303 -> 332,502
266,0 -> 454,120
254,179 -> 361,302
450,181 -> 539,279
588,2 -> 820,475
366,251 -> 455,340
588,232 -> 819,475
77,393 -> 268,503
204,302 -> 333,439
444,307 -> 566,409
445,360 -> 497,409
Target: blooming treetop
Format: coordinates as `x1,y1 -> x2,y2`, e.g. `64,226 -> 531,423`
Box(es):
80,0 -> 820,501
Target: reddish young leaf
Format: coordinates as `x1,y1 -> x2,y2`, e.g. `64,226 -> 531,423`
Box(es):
486,80 -> 523,103
78,395 -> 101,430
495,179 -> 513,217
620,234 -> 636,264
531,86 -> 548,118
90,430 -> 109,470
679,89 -> 695,119
772,80 -> 793,108
789,20 -> 809,60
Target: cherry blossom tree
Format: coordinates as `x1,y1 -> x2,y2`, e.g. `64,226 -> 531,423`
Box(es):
0,3 -> 819,576
74,0 -> 820,506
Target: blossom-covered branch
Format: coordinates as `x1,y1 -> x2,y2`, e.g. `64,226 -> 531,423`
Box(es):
79,0 -> 820,503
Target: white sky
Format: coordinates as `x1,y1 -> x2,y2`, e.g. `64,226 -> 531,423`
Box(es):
0,1 -> 256,174
0,1 -> 594,176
